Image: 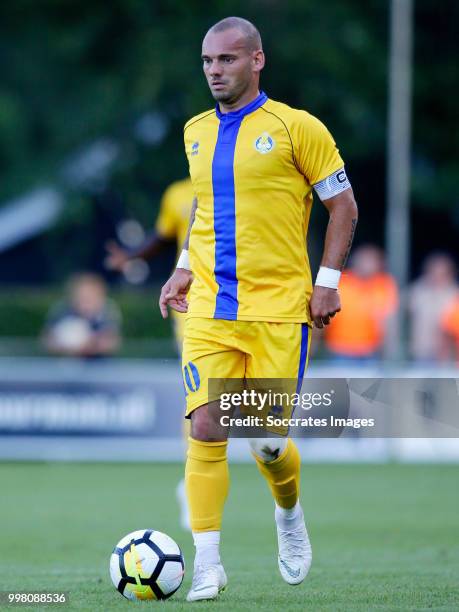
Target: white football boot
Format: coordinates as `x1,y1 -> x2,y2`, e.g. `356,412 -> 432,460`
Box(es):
277,508 -> 312,585
186,563 -> 227,602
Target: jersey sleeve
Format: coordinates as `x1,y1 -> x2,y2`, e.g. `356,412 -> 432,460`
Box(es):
155,186 -> 178,240
292,112 -> 344,186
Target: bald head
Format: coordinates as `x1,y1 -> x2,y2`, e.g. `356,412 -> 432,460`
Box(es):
207,16 -> 262,52
202,17 -> 265,108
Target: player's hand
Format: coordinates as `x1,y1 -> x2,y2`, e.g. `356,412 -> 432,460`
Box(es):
309,285 -> 341,329
159,269 -> 193,318
104,240 -> 130,271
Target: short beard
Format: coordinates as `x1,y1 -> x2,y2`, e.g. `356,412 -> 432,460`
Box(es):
211,87 -> 245,107
211,91 -> 233,103
209,77 -> 250,106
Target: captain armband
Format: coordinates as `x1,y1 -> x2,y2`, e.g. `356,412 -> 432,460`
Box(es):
313,167 -> 351,201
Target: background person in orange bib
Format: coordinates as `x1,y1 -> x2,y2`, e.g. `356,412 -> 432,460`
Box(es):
439,293 -> 459,363
323,245 -> 398,363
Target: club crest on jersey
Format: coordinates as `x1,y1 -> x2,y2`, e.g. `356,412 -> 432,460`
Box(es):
191,141 -> 199,156
254,132 -> 275,154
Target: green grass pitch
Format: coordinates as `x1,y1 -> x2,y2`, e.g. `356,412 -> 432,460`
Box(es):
1,462 -> 459,611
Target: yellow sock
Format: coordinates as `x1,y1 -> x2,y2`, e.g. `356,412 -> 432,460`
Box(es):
185,437 -> 229,532
253,438 -> 301,509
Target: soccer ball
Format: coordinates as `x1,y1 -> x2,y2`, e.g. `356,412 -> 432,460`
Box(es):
110,529 -> 185,600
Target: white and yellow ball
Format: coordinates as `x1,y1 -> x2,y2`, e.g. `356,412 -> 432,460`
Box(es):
110,529 -> 184,601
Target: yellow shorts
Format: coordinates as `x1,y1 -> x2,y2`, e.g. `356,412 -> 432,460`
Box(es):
171,310 -> 186,352
182,317 -> 311,417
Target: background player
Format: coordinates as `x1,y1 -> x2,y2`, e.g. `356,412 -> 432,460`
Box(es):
160,17 -> 358,602
105,177 -> 194,529
105,177 -> 193,349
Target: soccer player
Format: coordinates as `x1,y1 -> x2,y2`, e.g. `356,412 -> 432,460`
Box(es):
105,177 -> 194,529
105,177 -> 193,349
159,17 -> 358,601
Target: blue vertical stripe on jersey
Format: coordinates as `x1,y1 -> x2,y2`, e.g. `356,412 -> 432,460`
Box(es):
212,117 -> 241,319
212,91 -> 268,320
296,323 -> 309,393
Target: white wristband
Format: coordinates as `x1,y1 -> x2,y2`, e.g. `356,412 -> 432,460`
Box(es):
315,266 -> 341,289
176,249 -> 191,271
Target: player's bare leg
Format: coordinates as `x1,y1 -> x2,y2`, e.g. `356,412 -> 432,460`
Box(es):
185,401 -> 229,602
250,438 -> 312,585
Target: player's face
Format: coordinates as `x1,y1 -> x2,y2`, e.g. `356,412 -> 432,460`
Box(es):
201,29 -> 263,105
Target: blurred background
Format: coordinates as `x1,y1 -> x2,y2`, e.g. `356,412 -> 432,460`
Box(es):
2,7 -> 459,606
0,0 -> 458,462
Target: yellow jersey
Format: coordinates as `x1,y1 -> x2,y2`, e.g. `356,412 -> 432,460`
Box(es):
155,177 -> 194,254
184,91 -> 344,325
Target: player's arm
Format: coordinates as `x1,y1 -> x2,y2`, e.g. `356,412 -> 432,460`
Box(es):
292,114 -> 358,328
310,185 -> 358,328
181,196 -> 197,251
105,232 -> 174,272
159,197 -> 197,318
